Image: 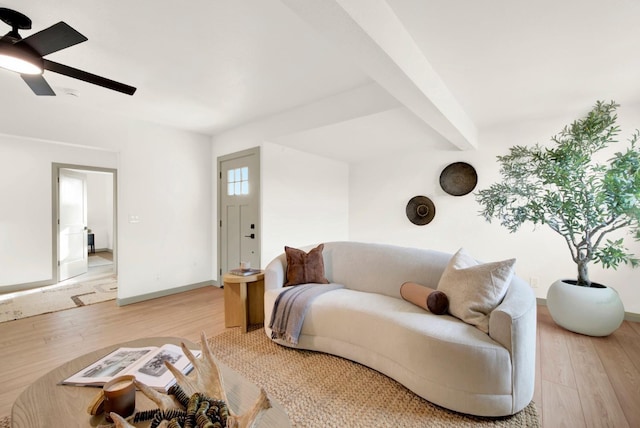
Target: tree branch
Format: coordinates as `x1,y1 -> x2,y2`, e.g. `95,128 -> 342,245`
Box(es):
547,223 -> 580,263
592,218 -> 634,250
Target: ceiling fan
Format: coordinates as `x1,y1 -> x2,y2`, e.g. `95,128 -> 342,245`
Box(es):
0,7 -> 136,96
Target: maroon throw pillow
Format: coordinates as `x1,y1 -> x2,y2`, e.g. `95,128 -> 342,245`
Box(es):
284,244 -> 330,286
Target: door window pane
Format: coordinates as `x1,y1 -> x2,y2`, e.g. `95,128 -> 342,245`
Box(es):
227,167 -> 250,196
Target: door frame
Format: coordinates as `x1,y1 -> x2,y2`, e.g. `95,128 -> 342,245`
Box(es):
217,147 -> 261,279
52,163 -> 118,282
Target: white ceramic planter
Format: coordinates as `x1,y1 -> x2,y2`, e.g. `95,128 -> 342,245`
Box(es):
546,279 -> 625,336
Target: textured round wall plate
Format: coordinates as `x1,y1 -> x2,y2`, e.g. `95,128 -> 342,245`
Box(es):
406,195 -> 436,225
439,162 -> 478,196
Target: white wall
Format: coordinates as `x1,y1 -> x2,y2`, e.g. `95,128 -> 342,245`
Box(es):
87,172 -> 114,251
106,123 -> 213,300
261,142 -> 349,265
349,104 -> 640,315
0,101 -> 213,301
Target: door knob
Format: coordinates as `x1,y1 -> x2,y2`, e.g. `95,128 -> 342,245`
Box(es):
244,233 -> 255,239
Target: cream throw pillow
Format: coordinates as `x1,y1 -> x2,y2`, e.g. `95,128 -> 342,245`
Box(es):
437,248 -> 516,333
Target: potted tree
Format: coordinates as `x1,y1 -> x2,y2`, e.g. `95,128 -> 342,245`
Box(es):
476,100 -> 640,336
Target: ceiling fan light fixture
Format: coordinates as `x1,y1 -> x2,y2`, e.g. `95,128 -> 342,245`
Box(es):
0,53 -> 42,74
0,44 -> 43,74
0,8 -> 136,95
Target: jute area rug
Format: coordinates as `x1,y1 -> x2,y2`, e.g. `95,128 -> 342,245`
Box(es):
0,273 -> 117,323
206,327 -> 541,427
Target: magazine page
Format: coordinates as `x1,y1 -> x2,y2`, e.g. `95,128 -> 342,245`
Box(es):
63,346 -> 158,386
127,344 -> 201,391
62,344 -> 202,390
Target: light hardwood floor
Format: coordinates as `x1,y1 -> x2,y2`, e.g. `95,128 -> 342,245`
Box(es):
0,287 -> 638,427
535,305 -> 640,427
0,286 -> 226,419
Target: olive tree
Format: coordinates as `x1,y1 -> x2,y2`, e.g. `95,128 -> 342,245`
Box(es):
476,100 -> 640,286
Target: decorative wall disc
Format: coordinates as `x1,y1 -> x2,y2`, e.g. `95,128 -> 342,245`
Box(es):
439,162 -> 478,196
406,195 -> 436,225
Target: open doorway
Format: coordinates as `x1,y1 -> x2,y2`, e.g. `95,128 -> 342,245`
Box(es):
0,164 -> 118,321
52,163 -> 117,284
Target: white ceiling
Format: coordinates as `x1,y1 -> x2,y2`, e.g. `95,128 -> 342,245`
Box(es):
1,0 -> 639,162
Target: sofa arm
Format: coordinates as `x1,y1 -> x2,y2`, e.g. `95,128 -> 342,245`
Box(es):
264,253 -> 287,291
489,278 -> 537,413
489,279 -> 536,351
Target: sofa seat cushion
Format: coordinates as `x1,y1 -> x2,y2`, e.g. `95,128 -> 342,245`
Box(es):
265,287 -> 512,396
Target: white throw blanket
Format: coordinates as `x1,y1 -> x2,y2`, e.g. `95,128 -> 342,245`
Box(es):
269,283 -> 344,345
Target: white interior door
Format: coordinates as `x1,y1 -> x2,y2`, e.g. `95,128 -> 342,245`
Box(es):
219,148 -> 260,276
59,169 -> 88,281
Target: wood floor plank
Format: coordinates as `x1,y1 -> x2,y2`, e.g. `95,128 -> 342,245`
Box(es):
592,335 -> 640,426
613,320 -> 640,338
627,320 -> 640,337
566,333 -> 630,428
541,379 -> 586,428
613,333 -> 640,377
539,309 -> 577,389
534,321 -> 543,420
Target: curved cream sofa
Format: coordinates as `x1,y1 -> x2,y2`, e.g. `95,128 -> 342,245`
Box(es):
263,241 -> 536,417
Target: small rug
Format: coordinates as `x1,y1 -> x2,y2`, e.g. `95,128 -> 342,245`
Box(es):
0,274 -> 117,323
207,327 -> 541,427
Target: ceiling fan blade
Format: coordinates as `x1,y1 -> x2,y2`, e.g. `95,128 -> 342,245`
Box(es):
44,59 -> 136,95
21,74 -> 55,96
18,22 -> 87,56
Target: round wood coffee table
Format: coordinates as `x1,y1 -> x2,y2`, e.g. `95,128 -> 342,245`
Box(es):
11,337 -> 290,427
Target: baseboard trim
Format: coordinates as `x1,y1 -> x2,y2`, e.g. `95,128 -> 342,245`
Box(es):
3,251 -> 114,295
117,280 -> 219,306
93,248 -> 113,254
536,297 -> 639,322
625,312 -> 640,323
0,278 -> 56,295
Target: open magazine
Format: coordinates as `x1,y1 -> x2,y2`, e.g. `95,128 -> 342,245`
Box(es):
62,344 -> 201,391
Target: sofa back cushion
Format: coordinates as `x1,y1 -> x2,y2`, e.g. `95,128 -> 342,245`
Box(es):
318,241 -> 451,299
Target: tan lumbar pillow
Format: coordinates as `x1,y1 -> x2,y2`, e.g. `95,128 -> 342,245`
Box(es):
400,282 -> 449,315
437,248 -> 516,333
